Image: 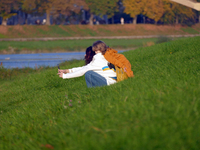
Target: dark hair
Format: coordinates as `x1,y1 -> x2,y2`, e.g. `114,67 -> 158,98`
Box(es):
108,62 -> 115,69
85,46 -> 95,65
92,40 -> 108,55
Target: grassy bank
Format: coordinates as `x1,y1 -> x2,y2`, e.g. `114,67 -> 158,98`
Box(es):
0,38 -> 158,54
0,36 -> 200,149
1,24 -> 199,54
0,24 -> 200,39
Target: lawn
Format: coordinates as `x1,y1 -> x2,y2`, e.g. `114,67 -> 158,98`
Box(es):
0,36 -> 199,149
0,38 -> 159,54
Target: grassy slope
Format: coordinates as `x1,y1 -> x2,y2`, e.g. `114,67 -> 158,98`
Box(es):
0,24 -> 200,38
0,24 -> 199,54
0,38 -> 158,53
0,36 -> 200,149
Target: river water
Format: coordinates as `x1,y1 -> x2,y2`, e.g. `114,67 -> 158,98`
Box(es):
0,51 -> 126,69
0,52 -> 85,69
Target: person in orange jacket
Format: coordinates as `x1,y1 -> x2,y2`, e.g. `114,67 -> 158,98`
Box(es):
92,40 -> 134,78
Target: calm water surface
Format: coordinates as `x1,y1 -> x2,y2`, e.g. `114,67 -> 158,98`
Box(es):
0,52 -> 85,69
0,50 -> 126,69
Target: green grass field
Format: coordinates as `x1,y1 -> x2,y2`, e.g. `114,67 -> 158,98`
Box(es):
0,36 -> 200,149
0,38 -> 159,54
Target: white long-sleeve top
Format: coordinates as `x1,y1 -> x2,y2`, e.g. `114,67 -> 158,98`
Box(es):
62,53 -> 117,85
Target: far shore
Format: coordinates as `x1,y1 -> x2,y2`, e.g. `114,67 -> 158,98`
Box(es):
0,49 -> 86,55
0,48 -> 135,55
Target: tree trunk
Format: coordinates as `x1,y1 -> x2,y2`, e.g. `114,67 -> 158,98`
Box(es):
176,16 -> 179,25
143,16 -> 145,24
112,16 -> 114,24
89,14 -> 93,25
2,18 -> 7,26
133,15 -> 137,24
46,10 -> 51,25
25,13 -> 28,24
199,13 -> 200,23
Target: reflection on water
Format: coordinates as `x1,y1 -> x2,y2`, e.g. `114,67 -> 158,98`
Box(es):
0,50 -> 126,69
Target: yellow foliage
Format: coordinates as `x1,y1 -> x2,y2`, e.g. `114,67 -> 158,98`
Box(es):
123,0 -> 195,23
123,0 -> 144,18
144,0 -> 170,23
169,1 -> 194,18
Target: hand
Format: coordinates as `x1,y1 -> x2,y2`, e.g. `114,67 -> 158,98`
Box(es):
58,69 -> 64,73
123,67 -> 127,72
58,69 -> 69,73
57,72 -> 63,78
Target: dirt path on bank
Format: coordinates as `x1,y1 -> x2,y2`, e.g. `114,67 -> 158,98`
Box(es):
0,34 -> 199,41
0,34 -> 199,54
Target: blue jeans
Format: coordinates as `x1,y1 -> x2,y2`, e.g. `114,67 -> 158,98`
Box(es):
85,71 -> 107,88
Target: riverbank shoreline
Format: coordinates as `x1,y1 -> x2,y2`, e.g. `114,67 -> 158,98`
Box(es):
0,24 -> 200,39
0,47 -> 134,55
0,34 -> 199,54
0,49 -> 86,55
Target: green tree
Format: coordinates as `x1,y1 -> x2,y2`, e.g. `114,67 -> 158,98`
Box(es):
0,0 -> 20,25
85,0 -> 119,25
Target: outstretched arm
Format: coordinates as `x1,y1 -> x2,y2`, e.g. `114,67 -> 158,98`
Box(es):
58,69 -> 69,74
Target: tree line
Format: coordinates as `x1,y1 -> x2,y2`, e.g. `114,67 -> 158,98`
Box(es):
0,0 -> 200,26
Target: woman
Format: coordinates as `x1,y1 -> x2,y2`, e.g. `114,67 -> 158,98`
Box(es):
58,46 -> 117,88
85,46 -> 95,65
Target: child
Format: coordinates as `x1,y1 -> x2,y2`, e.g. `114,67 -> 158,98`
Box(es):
94,41 -> 134,78
57,45 -> 117,88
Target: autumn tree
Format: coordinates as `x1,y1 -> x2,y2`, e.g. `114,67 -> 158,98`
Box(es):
37,0 -> 60,25
0,0 -> 20,25
143,0 -> 170,24
38,0 -> 88,25
20,0 -> 38,24
123,0 -> 144,24
123,0 -> 196,25
196,0 -> 200,23
161,0 -> 195,25
169,0 -> 200,24
123,0 -> 169,24
85,0 -> 119,25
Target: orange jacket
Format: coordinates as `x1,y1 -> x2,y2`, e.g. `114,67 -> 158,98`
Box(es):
104,48 -> 134,77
